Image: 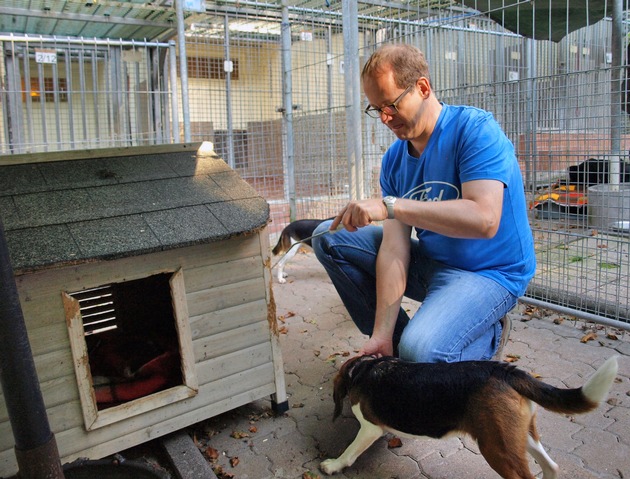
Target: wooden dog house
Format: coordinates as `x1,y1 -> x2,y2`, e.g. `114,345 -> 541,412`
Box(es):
0,143 -> 287,477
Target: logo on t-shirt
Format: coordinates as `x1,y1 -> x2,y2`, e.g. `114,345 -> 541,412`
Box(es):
406,181 -> 460,202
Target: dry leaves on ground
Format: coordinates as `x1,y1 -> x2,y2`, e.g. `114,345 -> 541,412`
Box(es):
387,437 -> 403,448
230,430 -> 250,439
212,465 -> 235,479
325,351 -> 351,363
278,311 -> 296,323
205,446 -> 220,462
505,353 -> 521,363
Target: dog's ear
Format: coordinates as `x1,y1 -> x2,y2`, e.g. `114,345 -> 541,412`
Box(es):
331,356 -> 365,421
332,370 -> 348,421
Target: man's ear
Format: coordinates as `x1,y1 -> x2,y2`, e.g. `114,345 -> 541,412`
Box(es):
417,76 -> 432,98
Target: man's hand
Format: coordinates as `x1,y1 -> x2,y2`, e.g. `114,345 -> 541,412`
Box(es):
330,198 -> 388,232
359,336 -> 394,358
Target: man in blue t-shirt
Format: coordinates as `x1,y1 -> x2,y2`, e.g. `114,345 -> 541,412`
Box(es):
312,43 -> 536,363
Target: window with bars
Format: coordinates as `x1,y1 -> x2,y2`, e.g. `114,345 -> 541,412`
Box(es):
21,77 -> 68,102
185,56 -> 240,80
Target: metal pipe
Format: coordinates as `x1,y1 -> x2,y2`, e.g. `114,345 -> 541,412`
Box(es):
520,297 -> 630,332
175,0 -> 191,142
224,14 -> 235,169
0,33 -> 171,48
342,0 -> 363,200
610,0 -> 623,188
0,218 -> 64,478
168,41 -> 180,143
281,1 -> 296,221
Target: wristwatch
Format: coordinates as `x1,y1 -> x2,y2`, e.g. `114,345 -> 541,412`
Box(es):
383,196 -> 397,219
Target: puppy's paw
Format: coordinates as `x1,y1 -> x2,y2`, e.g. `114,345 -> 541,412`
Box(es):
278,276 -> 287,284
320,458 -> 343,475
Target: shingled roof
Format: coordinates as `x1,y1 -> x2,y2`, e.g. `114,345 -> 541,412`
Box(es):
0,144 -> 270,274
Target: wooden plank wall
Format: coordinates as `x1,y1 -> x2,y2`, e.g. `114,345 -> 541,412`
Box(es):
0,231 -> 283,477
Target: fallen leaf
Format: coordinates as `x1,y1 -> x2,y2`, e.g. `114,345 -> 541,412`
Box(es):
303,471 -> 321,479
279,326 -> 288,334
326,351 -> 351,362
505,353 -> 521,363
248,426 -> 258,433
553,317 -> 564,325
292,402 -> 305,408
205,447 -> 219,462
230,431 -> 250,439
388,437 -> 403,448
286,311 -> 296,319
212,465 -> 235,479
606,333 -> 618,340
313,350 -> 321,357
580,332 -> 597,343
230,457 -> 240,467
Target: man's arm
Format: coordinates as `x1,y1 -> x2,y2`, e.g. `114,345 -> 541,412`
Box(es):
329,179 -> 504,239
360,219 -> 411,357
394,179 -> 504,238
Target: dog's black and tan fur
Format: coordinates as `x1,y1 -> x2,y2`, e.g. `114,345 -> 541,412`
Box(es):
272,218 -> 329,283
321,355 -> 618,479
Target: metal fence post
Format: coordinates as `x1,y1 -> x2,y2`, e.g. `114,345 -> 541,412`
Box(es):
342,0 -> 363,201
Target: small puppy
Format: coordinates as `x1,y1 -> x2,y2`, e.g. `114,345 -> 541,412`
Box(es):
272,218 -> 329,283
321,355 -> 618,479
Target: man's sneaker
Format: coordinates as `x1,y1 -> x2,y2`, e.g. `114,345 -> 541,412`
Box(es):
493,314 -> 512,361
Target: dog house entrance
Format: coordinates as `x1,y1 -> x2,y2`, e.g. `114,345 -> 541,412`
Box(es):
63,269 -> 198,430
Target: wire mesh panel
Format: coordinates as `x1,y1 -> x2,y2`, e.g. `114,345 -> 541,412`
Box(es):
0,35 -> 176,154
282,1 -> 628,328
1,1 -> 629,327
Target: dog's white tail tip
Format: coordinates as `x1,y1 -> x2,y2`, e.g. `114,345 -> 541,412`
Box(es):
582,356 -> 619,405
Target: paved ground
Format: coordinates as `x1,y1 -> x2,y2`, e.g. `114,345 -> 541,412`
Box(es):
174,251 -> 630,479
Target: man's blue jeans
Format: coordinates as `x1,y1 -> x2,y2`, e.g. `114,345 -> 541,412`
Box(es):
311,221 -> 517,363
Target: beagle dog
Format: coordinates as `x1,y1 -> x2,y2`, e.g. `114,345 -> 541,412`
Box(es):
272,218 -> 329,283
321,355 -> 618,479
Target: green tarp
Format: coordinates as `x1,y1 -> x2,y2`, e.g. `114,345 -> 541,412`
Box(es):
463,0 -> 609,42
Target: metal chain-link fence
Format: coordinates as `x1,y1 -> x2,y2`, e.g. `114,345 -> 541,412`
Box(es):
1,1 -> 629,329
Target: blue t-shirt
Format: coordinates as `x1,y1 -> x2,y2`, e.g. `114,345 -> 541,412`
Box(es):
380,103 -> 536,297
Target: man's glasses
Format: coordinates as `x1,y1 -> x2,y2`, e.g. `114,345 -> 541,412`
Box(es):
364,85 -> 414,118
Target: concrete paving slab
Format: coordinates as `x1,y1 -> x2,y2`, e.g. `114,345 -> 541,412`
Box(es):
161,431 -> 219,479
170,251 -> 630,479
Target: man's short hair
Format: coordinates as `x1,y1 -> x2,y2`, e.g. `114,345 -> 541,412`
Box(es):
361,43 -> 432,88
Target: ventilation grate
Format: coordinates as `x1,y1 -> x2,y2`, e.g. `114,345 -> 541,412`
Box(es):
70,285 -> 117,335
